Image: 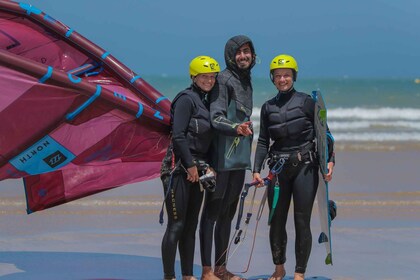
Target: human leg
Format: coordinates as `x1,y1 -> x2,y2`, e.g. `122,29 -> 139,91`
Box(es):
213,202 -> 235,266
161,174 -> 188,279
179,181 -> 204,277
292,164 -> 318,274
268,173 -> 292,279
214,265 -> 246,280
199,195 -> 223,266
214,170 -> 246,279
294,272 -> 305,280
268,264 -> 286,280
200,206 -> 224,280
201,266 -> 221,280
182,276 -> 198,280
200,173 -> 227,279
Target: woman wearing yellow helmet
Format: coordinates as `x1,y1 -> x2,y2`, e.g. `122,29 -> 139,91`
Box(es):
161,56 -> 220,280
269,54 -> 299,82
252,54 -> 335,280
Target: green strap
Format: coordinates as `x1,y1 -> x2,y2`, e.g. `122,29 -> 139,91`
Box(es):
268,183 -> 280,225
226,136 -> 240,159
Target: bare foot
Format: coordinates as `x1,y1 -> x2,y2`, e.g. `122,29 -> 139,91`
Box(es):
201,266 -> 221,280
214,266 -> 245,280
294,272 -> 304,280
268,264 -> 286,280
182,276 -> 197,280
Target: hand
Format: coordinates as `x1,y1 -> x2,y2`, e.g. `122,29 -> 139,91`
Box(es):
253,172 -> 264,187
207,167 -> 217,178
236,121 -> 253,136
323,162 -> 334,182
186,166 -> 199,183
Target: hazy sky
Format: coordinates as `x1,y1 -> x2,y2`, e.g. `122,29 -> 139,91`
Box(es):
25,0 -> 420,78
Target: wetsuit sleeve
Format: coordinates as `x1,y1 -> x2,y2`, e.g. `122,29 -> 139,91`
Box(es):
253,103 -> 270,173
209,80 -> 239,136
172,95 -> 195,169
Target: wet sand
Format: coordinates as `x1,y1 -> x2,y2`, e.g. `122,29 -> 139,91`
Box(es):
0,148 -> 420,279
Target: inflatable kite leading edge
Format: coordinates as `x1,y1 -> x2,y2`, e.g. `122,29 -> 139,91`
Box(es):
0,0 -> 171,213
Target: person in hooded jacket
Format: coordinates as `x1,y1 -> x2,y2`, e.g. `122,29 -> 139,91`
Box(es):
161,56 -> 220,280
199,35 -> 256,280
252,54 -> 335,280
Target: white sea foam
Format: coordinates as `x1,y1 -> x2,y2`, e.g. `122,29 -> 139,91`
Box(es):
332,132 -> 420,141
328,107 -> 420,120
251,106 -> 420,141
252,107 -> 420,120
329,121 -> 420,130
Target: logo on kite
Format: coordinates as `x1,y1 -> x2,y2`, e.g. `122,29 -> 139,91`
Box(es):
43,151 -> 67,168
0,30 -> 21,50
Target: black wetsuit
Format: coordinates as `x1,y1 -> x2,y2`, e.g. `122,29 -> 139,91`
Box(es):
161,85 -> 212,279
200,35 -> 256,267
253,88 -> 335,274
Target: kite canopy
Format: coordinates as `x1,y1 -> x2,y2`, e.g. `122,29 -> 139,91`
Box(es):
0,1 -> 171,213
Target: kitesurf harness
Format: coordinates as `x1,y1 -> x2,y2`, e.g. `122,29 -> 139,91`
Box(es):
268,141 -> 315,167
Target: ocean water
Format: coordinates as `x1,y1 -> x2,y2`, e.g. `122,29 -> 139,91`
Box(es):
146,76 -> 420,142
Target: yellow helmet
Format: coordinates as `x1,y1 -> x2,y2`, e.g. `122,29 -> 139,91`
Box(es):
189,56 -> 220,77
270,54 -> 298,81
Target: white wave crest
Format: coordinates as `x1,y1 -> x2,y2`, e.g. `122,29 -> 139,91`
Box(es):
253,107 -> 420,121
333,132 -> 420,141
329,121 -> 420,130
250,106 -> 420,141
328,107 -> 420,120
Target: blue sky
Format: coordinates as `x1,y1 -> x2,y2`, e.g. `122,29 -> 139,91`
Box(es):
25,0 -> 420,78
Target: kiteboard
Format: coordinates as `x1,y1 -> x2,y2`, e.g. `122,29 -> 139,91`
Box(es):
312,90 -> 333,265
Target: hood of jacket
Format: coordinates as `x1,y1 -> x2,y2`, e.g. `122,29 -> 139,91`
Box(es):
224,35 -> 256,78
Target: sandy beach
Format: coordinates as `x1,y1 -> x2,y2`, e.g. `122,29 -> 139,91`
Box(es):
1,147 -> 420,280
1,0 -> 419,278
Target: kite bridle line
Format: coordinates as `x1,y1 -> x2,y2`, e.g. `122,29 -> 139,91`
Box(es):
235,156 -> 287,238
215,156 -> 288,272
